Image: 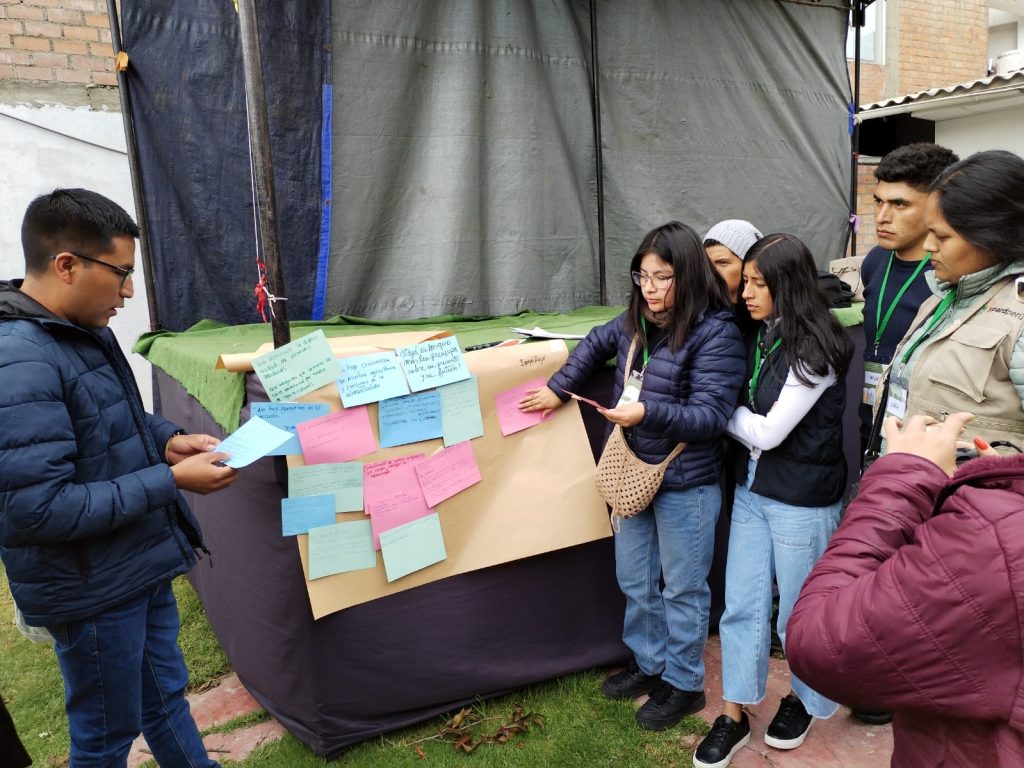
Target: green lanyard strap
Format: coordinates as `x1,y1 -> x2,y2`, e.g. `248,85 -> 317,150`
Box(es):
874,251 -> 931,353
899,289 -> 956,366
748,328 -> 783,404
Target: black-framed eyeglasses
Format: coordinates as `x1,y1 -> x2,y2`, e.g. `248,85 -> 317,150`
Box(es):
631,271 -> 674,288
64,251 -> 135,289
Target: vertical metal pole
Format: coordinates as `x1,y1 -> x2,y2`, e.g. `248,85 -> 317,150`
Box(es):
848,0 -> 865,259
237,0 -> 291,347
589,0 -> 607,305
105,0 -> 160,331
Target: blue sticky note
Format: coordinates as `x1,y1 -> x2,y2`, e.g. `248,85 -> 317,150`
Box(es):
216,416 -> 295,468
281,495 -> 336,537
250,402 -> 329,455
378,391 -> 443,448
338,351 -> 411,407
307,520 -> 376,579
379,513 -> 447,582
396,336 -> 471,392
439,376 -> 484,446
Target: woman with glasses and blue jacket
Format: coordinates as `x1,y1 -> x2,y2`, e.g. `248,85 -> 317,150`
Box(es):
520,221 -> 746,732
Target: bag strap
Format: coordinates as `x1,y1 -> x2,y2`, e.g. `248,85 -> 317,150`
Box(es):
618,333 -> 685,460
862,381 -> 889,469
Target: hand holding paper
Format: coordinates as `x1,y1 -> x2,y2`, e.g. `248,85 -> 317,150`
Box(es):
215,416 -> 295,468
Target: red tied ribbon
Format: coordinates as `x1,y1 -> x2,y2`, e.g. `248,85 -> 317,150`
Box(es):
253,259 -> 269,322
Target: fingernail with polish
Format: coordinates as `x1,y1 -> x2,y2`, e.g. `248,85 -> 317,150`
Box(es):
974,436 -> 990,451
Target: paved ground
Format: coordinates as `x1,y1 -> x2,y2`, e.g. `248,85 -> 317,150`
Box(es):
691,635 -> 894,767
128,635 -> 893,767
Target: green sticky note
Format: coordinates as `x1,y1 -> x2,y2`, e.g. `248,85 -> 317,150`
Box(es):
439,375 -> 484,446
288,462 -> 363,513
307,520 -> 376,580
379,513 -> 447,582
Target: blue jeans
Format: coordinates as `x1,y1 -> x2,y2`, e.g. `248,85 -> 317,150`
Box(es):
719,478 -> 841,718
47,581 -> 218,768
614,484 -> 720,692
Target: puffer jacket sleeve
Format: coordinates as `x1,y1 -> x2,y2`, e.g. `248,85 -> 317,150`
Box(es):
0,335 -> 178,546
547,315 -> 624,401
787,453 -> 1021,721
146,412 -> 182,455
642,314 -> 745,443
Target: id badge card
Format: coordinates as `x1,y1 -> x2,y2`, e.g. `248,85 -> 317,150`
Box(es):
616,371 -> 643,407
862,361 -> 884,406
885,382 -> 908,420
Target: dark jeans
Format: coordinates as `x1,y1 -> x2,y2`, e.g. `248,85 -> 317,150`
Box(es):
47,581 -> 217,768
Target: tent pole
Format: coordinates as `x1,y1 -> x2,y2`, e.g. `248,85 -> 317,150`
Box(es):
589,0 -> 607,306
105,0 -> 160,332
848,0 -> 870,259
237,0 -> 291,348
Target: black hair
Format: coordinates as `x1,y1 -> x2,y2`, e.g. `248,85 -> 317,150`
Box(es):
21,188 -> 139,275
874,143 -> 959,191
929,149 -> 1024,265
624,221 -> 731,352
745,234 -> 853,386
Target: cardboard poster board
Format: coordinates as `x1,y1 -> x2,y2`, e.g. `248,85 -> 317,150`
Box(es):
267,334 -> 611,618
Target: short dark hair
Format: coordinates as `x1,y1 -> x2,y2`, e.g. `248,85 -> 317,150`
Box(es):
929,149 -> 1024,265
21,188 -> 139,275
625,221 -> 731,351
874,143 -> 959,191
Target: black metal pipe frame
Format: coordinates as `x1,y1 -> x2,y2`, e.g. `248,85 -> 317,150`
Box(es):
589,0 -> 607,306
848,0 -> 873,259
105,0 -> 160,331
237,0 -> 291,348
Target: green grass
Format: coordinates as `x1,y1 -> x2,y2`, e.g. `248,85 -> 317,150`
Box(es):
2,567 -> 708,767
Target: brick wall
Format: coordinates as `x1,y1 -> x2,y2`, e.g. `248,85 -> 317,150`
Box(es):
851,160 -> 880,259
848,0 -> 989,104
0,0 -> 115,88
896,0 -> 988,95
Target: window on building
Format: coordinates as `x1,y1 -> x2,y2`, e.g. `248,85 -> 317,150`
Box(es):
846,1 -> 883,64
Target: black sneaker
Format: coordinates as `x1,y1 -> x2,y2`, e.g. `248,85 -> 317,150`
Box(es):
693,712 -> 751,768
635,681 -> 706,730
764,694 -> 813,749
851,707 -> 893,725
600,659 -> 660,701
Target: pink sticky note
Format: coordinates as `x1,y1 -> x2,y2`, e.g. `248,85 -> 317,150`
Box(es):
562,389 -> 606,410
296,407 -> 377,465
495,377 -> 551,436
366,491 -> 434,549
414,441 -> 482,508
363,454 -> 425,510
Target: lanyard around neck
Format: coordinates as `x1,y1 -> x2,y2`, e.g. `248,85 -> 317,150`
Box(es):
639,317 -> 666,369
899,289 -> 956,366
748,327 -> 783,403
874,251 -> 931,353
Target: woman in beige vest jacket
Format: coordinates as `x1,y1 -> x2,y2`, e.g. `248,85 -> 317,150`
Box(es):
881,150 -> 1024,451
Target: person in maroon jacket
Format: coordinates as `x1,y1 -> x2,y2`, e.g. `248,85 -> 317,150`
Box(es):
787,412 -> 1024,767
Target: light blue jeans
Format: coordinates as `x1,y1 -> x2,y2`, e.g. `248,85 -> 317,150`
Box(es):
719,469 -> 841,719
614,483 -> 720,692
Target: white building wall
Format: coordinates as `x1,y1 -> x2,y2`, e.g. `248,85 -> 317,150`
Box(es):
934,107 -> 1024,160
0,104 -> 154,408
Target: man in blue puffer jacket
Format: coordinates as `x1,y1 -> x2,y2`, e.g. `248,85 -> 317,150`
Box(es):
0,189 -> 237,768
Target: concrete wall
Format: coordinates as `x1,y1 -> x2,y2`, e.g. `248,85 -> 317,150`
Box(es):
935,107 -> 1024,159
0,101 -> 154,408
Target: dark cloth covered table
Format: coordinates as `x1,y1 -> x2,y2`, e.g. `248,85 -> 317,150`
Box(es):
144,307 -> 864,757
161,370 -> 625,757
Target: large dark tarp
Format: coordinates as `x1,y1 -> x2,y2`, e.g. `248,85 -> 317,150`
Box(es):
122,0 -> 328,331
326,0 -> 851,316
122,0 -> 849,329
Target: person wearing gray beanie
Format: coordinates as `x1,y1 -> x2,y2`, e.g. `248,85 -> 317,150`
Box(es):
704,219 -> 763,304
